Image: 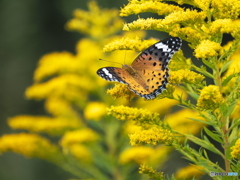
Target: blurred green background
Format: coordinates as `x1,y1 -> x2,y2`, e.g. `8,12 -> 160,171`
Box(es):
0,0 -> 126,179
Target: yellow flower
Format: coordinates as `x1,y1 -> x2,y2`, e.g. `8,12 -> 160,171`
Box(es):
34,52 -> 78,82
107,105 -> 160,126
231,100 -> 240,119
26,74 -> 91,101
197,85 -> 224,110
66,1 -> 123,38
193,0 -> 212,11
103,37 -> 158,52
175,165 -> 205,179
162,9 -> 206,26
120,1 -> 183,17
231,138 -> 240,159
209,19 -> 235,35
170,26 -> 206,41
107,84 -> 136,100
195,40 -> 222,58
8,116 -> 81,135
169,69 -> 205,85
119,146 -> 154,164
139,164 -> 164,180
84,102 -> 107,121
211,0 -> 240,19
66,144 -> 92,162
129,126 -> 174,146
0,133 -> 59,160
45,97 -> 79,118
60,129 -> 98,147
123,18 -> 162,31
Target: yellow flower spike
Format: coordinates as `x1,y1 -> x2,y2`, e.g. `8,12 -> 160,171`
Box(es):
60,129 -> 98,147
194,40 -> 222,58
162,9 -> 206,26
120,1 -> 183,17
139,164 -> 164,180
107,105 -> 160,125
193,0 -> 212,11
209,19 -> 235,35
123,120 -> 143,134
232,19 -> 240,38
26,74 -> 91,100
84,102 -> 107,121
66,1 -> 123,38
8,116 -> 81,135
211,0 -> 240,19
231,138 -> 240,159
34,52 -> 78,82
169,69 -> 205,85
119,146 -> 155,164
129,126 -> 174,146
165,109 -> 205,135
67,144 -> 92,163
45,97 -> 79,118
103,37 -> 158,52
75,38 -> 103,65
0,133 -> 60,160
170,26 -> 206,42
197,85 -> 224,110
107,84 -> 136,100
175,165 -> 205,179
123,18 -> 162,31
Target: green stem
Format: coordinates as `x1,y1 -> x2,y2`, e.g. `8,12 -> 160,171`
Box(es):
213,62 -> 231,172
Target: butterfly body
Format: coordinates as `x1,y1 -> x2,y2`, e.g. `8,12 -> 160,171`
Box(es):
97,37 -> 182,100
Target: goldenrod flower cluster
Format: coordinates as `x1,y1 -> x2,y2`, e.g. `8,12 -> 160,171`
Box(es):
107,84 -> 135,100
231,138 -> 240,159
170,69 -> 205,85
0,133 -> 59,160
175,165 -> 205,179
119,146 -> 155,164
107,105 -> 160,125
129,126 -> 174,146
66,1 -> 123,39
139,164 -> 164,180
195,40 -> 222,58
120,1 -> 183,17
197,85 -> 224,110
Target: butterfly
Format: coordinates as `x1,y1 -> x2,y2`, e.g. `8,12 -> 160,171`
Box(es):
97,37 -> 182,100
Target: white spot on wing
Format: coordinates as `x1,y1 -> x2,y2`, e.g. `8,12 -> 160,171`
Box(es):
155,43 -> 171,52
102,68 -> 113,79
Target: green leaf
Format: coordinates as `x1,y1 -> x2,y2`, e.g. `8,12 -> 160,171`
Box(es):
229,118 -> 240,131
186,134 -> 224,157
222,72 -> 240,86
220,60 -> 232,74
188,117 -> 215,126
203,127 -> 223,144
191,64 -> 214,78
202,58 -> 215,69
229,127 -> 240,145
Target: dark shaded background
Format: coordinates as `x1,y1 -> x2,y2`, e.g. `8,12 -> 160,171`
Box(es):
0,0 -> 127,179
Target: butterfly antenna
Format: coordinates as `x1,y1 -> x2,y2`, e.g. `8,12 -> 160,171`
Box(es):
98,58 -> 123,66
